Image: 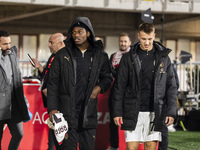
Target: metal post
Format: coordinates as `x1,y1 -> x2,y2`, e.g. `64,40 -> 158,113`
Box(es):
160,0 -> 166,44
197,65 -> 199,94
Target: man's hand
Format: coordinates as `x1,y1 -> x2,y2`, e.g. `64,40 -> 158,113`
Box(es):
114,117 -> 123,127
31,58 -> 44,73
165,116 -> 174,127
90,86 -> 101,98
49,110 -> 59,122
42,88 -> 47,97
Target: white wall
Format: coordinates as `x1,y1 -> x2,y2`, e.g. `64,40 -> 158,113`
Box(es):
177,39 -> 190,55
105,36 -> 119,58
38,34 -> 51,61
23,35 -> 37,60
166,39 -> 177,62
190,41 -> 196,61
10,35 -> 19,49
197,41 -> 200,61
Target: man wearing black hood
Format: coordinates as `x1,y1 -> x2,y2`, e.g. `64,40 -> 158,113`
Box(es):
47,17 -> 112,150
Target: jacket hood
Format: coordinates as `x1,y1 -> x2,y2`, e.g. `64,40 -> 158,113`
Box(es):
64,17 -> 96,46
154,41 -> 172,57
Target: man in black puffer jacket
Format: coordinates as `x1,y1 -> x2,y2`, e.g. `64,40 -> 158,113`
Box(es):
112,23 -> 177,150
47,17 -> 112,150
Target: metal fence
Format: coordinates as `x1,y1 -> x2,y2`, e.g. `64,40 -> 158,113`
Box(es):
19,60 -> 46,78
174,61 -> 200,111
19,60 -> 200,98
175,61 -> 200,95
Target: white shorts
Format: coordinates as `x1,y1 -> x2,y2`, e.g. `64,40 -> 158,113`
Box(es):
125,112 -> 161,143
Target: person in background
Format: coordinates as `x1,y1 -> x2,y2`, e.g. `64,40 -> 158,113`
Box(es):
107,32 -> 131,150
31,33 -> 65,150
0,30 -> 30,150
110,33 -> 131,77
47,17 -> 112,150
32,33 -> 65,107
112,23 -> 177,150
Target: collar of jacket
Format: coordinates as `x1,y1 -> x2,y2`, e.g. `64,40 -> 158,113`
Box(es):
130,41 -> 172,58
154,41 -> 172,58
63,39 -> 104,86
63,39 -> 104,53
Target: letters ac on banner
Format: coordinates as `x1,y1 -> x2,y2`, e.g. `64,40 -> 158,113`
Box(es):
2,84 -> 111,150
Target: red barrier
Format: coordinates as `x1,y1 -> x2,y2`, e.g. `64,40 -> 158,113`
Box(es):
2,84 -> 49,150
95,88 -> 111,150
2,84 -> 159,150
2,84 -> 111,150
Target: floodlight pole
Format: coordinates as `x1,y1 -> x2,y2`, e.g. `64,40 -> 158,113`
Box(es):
160,0 -> 165,44
161,13 -> 164,44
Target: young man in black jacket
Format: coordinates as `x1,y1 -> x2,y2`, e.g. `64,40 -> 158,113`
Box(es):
47,17 -> 112,150
112,23 -> 177,150
108,32 -> 131,150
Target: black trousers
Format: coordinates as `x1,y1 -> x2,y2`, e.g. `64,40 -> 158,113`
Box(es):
53,127 -> 96,150
48,128 -> 55,150
109,117 -> 119,148
158,123 -> 168,150
54,113 -> 96,150
0,120 -> 23,150
108,92 -> 119,148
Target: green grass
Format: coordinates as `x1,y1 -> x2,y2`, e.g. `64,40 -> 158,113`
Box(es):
168,131 -> 200,150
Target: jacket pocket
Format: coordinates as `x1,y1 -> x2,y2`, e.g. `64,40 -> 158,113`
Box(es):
123,90 -> 138,119
83,97 -> 98,128
124,87 -> 137,100
157,99 -> 165,121
86,97 -> 98,118
157,71 -> 167,82
0,93 -> 11,120
59,95 -> 71,116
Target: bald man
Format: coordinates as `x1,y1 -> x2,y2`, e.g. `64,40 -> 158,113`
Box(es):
31,33 -> 65,150
32,33 -> 65,105
33,33 -> 65,77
